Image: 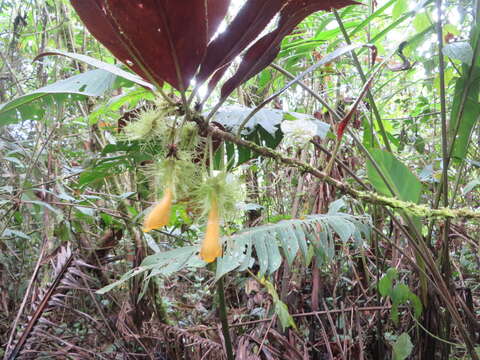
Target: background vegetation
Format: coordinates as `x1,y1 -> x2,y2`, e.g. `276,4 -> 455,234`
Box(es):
0,0 -> 479,359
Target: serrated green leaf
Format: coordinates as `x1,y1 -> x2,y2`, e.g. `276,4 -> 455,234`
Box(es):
390,283 -> 411,324
391,283 -> 410,304
387,268 -> 399,280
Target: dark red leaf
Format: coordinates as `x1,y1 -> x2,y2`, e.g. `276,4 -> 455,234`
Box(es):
205,64 -> 230,100
207,0 -> 231,39
220,32 -> 279,99
220,0 -> 359,99
70,0 -> 151,84
197,0 -> 287,84
70,0 -> 229,91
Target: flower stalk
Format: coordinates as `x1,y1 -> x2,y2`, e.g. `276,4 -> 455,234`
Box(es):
217,276 -> 234,360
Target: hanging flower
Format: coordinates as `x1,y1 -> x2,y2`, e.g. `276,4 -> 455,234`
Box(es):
143,187 -> 173,232
200,196 -> 222,263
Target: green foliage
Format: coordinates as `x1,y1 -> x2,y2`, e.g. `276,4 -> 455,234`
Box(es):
379,268 -> 398,296
443,42 -> 474,65
448,20 -> 480,162
78,155 -> 131,188
463,178 -> 480,194
393,0 -> 408,20
392,333 -> 414,360
97,199 -> 370,294
378,268 -> 423,324
88,88 -> 154,125
367,148 -> 422,203
0,69 -> 120,127
216,199 -> 371,279
261,277 -> 297,330
96,246 -> 203,294
210,105 -> 329,168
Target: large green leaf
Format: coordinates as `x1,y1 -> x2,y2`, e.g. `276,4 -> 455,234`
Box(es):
211,105 -> 330,168
443,42 -> 474,65
449,20 -> 480,160
35,50 -> 154,90
449,76 -> 480,162
378,268 -> 398,297
367,148 -> 422,204
449,21 -> 480,162
0,69 -> 118,127
216,200 -> 371,280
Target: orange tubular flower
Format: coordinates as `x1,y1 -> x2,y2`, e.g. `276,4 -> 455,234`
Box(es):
200,197 -> 222,263
143,187 -> 173,232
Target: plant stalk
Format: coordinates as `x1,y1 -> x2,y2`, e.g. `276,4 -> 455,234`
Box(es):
435,0 -> 453,358
333,9 -> 392,152
217,276 -> 234,360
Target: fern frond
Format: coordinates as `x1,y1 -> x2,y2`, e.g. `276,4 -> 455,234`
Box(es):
7,245 -> 106,359
216,199 -> 371,279
7,245 -> 74,360
97,199 -> 371,294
